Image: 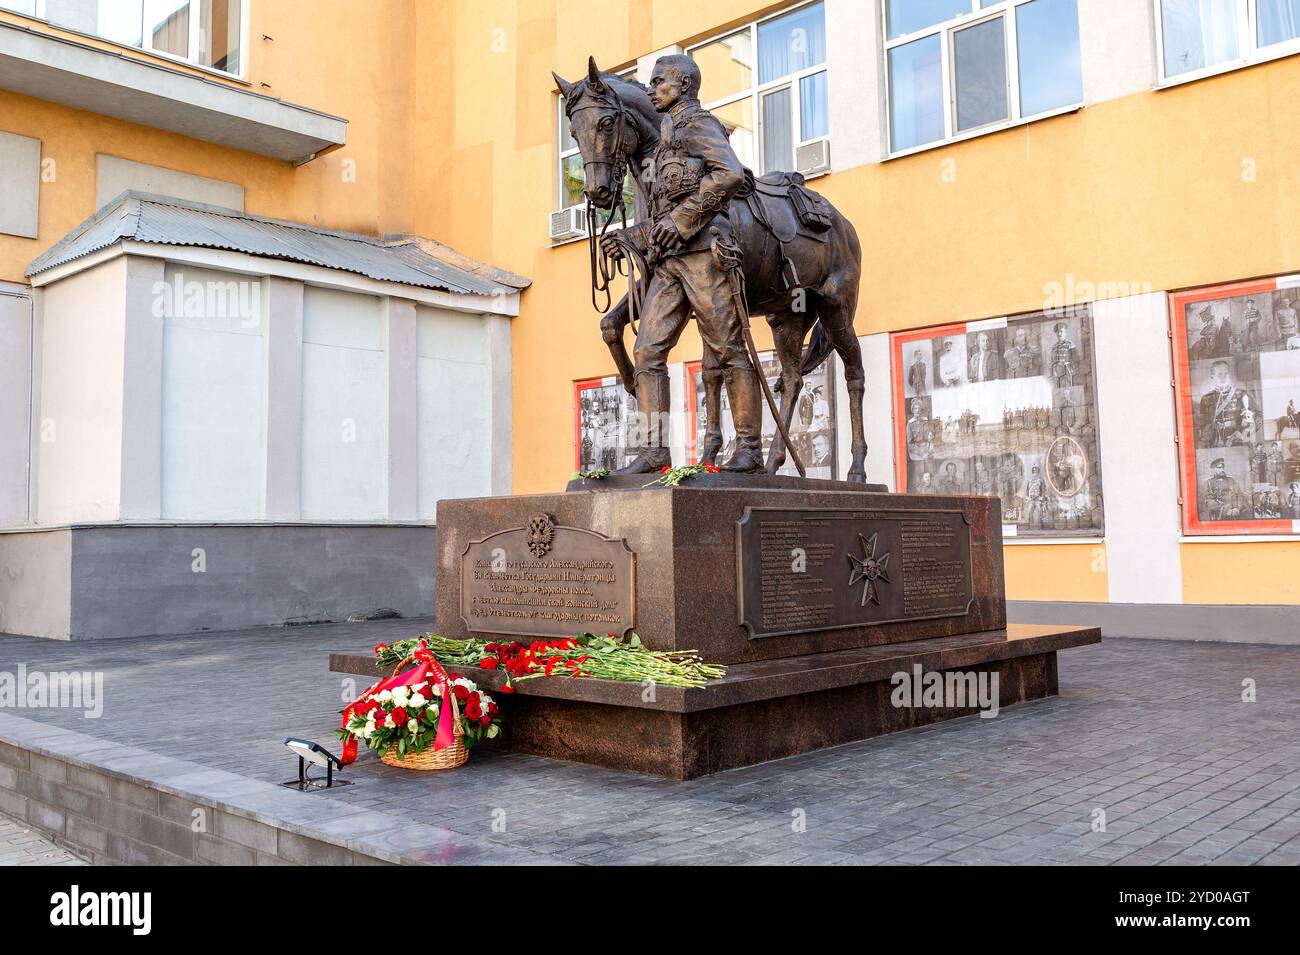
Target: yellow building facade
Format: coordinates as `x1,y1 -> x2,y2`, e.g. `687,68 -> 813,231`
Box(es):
3,0 -> 1299,641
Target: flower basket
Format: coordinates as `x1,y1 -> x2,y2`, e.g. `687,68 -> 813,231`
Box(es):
380,655 -> 468,771
338,641 -> 501,772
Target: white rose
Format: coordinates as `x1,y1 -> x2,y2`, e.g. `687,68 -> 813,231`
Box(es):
375,690 -> 392,703
408,692 -> 427,708
390,686 -> 409,705
407,719 -> 419,734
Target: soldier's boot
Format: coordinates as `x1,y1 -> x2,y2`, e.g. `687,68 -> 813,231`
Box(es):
615,370 -> 673,474
720,366 -> 765,473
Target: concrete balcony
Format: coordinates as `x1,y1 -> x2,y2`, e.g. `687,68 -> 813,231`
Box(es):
0,20 -> 346,164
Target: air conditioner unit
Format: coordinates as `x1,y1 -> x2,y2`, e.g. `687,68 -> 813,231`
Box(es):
549,207 -> 587,242
795,140 -> 831,178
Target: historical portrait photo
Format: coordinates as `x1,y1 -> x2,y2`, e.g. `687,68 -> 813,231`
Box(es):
932,335 -> 967,389
893,306 -> 1104,537
575,378 -> 638,472
1171,280 -> 1300,533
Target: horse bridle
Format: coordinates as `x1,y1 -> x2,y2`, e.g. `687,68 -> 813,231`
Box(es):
565,83 -> 644,317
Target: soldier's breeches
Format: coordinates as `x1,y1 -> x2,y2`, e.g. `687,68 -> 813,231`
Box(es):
632,253 -> 751,376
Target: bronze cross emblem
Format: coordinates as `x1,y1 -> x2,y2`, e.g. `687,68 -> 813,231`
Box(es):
846,532 -> 891,607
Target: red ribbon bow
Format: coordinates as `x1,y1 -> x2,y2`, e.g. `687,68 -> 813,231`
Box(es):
340,640 -> 456,765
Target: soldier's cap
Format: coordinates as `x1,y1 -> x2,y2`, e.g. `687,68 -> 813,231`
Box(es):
1211,457 -> 1226,467
1198,305 -> 1214,319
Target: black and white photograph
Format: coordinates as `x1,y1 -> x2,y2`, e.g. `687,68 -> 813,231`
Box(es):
689,351 -> 837,480
895,306 -> 1104,536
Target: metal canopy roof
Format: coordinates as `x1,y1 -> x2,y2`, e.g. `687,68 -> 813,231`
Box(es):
27,192 -> 531,298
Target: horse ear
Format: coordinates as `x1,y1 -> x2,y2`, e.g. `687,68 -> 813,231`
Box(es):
552,71 -> 574,100
587,56 -> 606,92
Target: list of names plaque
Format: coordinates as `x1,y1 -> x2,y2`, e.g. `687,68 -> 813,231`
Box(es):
736,507 -> 974,638
460,515 -> 635,639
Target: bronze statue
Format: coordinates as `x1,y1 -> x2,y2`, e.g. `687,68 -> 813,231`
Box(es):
554,55 -> 868,481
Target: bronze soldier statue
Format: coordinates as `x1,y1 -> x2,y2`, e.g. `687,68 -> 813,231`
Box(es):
600,54 -> 763,474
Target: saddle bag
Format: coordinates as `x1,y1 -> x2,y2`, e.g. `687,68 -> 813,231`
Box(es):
787,178 -> 834,233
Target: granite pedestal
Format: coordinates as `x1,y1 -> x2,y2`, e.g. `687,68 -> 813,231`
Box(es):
333,480 -> 1099,779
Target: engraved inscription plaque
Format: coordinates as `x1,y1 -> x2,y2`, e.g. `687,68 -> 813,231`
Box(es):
737,507 -> 974,639
460,515 -> 636,639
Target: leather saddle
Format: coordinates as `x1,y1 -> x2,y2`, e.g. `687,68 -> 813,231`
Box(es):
738,169 -> 834,244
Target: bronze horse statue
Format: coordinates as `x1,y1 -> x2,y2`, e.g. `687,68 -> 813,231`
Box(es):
554,58 -> 869,482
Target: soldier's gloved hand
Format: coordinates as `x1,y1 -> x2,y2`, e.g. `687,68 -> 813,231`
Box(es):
600,232 -> 625,262
652,218 -> 682,250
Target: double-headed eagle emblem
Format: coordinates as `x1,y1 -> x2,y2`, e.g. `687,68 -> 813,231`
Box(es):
526,513 -> 555,558
846,532 -> 891,607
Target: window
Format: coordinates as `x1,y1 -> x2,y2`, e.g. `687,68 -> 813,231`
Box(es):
556,68 -> 637,222
885,0 -> 1082,154
31,0 -> 245,76
689,1 -> 828,175
1157,0 -> 1300,81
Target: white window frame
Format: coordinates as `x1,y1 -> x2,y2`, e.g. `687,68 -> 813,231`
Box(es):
685,0 -> 830,177
1154,0 -> 1300,88
27,0 -> 250,81
883,0 -> 1084,159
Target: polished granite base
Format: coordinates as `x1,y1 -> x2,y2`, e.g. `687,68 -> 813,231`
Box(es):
331,623 -> 1100,780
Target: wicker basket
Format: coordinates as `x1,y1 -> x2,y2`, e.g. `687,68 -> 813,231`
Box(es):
379,655 -> 469,771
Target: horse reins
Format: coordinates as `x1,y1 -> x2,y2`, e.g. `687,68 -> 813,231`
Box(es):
567,84 -> 649,329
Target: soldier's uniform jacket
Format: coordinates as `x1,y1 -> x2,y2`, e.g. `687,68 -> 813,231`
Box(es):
647,100 -> 746,257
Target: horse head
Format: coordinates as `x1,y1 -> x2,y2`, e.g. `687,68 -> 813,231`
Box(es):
553,56 -> 655,211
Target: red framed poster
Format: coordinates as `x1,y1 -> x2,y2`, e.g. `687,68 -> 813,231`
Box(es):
573,375 -> 637,473
888,307 -> 1104,538
1169,276 -> 1300,535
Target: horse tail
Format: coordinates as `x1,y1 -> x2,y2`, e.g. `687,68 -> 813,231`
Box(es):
801,322 -> 834,376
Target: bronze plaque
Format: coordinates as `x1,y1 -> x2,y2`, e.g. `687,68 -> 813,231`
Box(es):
460,513 -> 635,639
737,507 -> 974,639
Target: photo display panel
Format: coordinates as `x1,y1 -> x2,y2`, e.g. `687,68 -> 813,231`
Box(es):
890,306 -> 1105,538
1170,277 -> 1300,535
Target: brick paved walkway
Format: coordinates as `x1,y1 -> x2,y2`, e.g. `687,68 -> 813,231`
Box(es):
0,810 -> 86,866
1,619 -> 1298,865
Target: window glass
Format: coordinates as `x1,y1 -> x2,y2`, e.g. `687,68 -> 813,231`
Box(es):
712,97 -> 757,169
757,2 -> 826,83
761,86 -> 793,173
144,0 -> 190,57
800,70 -> 829,140
954,17 -> 1008,132
44,1 -> 143,46
693,30 -> 753,101
198,0 -> 240,73
886,0 -> 972,40
889,34 -> 944,151
560,110 -> 577,152
1258,0 -> 1300,48
1160,0 -> 1240,77
561,154 -> 585,209
1016,0 -> 1082,116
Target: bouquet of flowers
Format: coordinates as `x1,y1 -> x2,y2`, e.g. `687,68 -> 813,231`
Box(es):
339,640 -> 501,770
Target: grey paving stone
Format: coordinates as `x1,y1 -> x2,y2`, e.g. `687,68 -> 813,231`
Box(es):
2,620 -> 1299,865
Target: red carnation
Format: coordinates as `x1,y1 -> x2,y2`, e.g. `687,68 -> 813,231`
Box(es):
374,643 -> 388,654
499,683 -> 515,694
391,706 -> 408,725
481,656 -> 500,670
